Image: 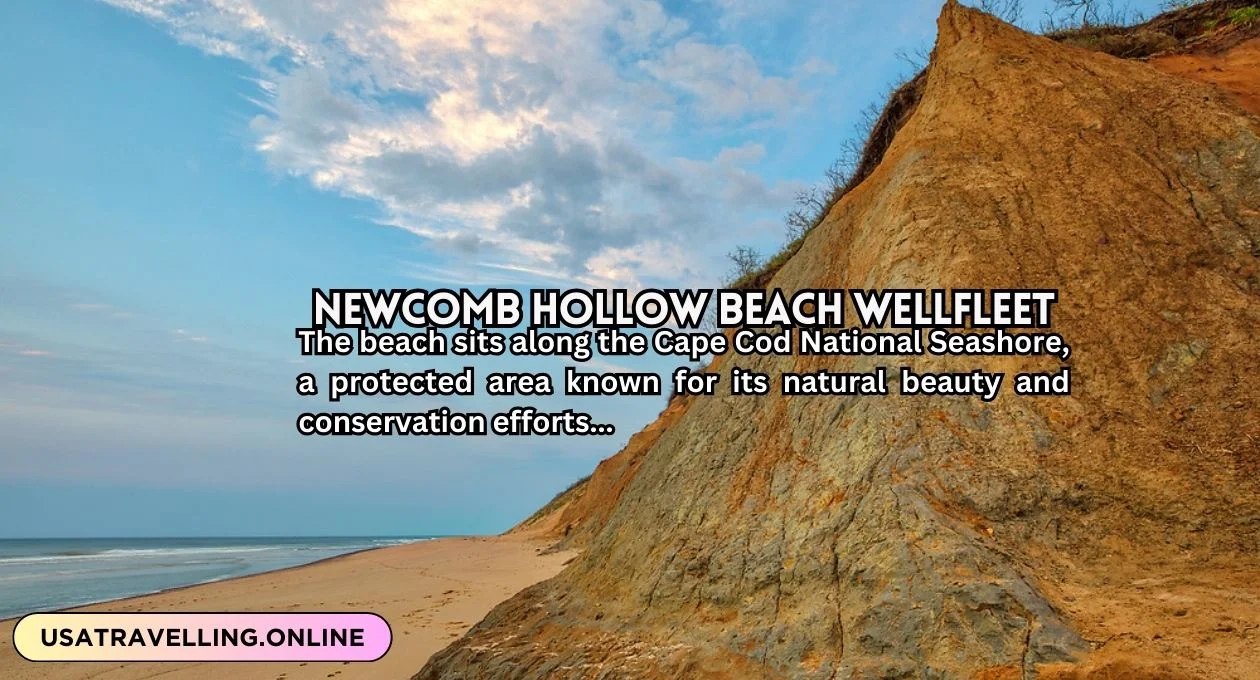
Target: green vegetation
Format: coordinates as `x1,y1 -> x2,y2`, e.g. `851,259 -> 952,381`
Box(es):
1229,6 -> 1260,23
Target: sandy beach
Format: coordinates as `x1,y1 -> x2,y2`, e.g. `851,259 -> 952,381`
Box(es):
0,532 -> 573,680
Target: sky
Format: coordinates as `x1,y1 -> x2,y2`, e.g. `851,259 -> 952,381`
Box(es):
0,0 -> 1168,537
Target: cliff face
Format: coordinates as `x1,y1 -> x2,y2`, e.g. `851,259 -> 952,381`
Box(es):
422,3 -> 1260,678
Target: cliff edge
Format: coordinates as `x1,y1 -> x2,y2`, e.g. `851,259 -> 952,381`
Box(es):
422,2 -> 1260,677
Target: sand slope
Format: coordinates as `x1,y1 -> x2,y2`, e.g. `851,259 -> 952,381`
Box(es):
419,2 -> 1260,678
0,534 -> 573,680
1152,36 -> 1260,117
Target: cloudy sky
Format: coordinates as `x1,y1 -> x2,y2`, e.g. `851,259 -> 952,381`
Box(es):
0,0 -> 1166,537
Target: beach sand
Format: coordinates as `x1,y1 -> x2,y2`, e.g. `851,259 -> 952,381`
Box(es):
0,532 -> 573,680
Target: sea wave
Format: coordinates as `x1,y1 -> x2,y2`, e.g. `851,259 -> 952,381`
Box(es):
0,540 -> 430,566
0,537 -> 434,619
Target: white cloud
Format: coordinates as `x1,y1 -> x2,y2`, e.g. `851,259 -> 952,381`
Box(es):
585,357 -> 637,374
612,0 -> 690,52
68,301 -> 139,320
100,0 -> 823,286
172,329 -> 210,343
639,39 -> 806,122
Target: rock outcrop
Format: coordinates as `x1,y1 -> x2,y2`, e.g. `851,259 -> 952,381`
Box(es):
420,2 -> 1260,678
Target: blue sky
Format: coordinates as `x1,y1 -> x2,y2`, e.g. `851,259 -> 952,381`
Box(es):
0,0 -> 1167,537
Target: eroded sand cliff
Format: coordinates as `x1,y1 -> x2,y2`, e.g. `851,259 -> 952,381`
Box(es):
422,3 -> 1260,677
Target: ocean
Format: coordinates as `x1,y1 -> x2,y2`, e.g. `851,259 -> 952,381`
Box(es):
0,536 -> 430,620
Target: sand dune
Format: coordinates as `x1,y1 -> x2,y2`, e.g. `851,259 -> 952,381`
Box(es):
420,3 -> 1260,677
0,533 -> 573,680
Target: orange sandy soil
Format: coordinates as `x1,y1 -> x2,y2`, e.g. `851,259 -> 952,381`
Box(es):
1033,553 -> 1260,679
0,533 -> 574,680
1151,36 -> 1260,116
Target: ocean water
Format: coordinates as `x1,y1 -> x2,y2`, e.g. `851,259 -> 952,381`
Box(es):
0,537 -> 430,620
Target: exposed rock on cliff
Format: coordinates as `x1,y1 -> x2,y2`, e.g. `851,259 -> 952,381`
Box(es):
422,2 -> 1260,677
